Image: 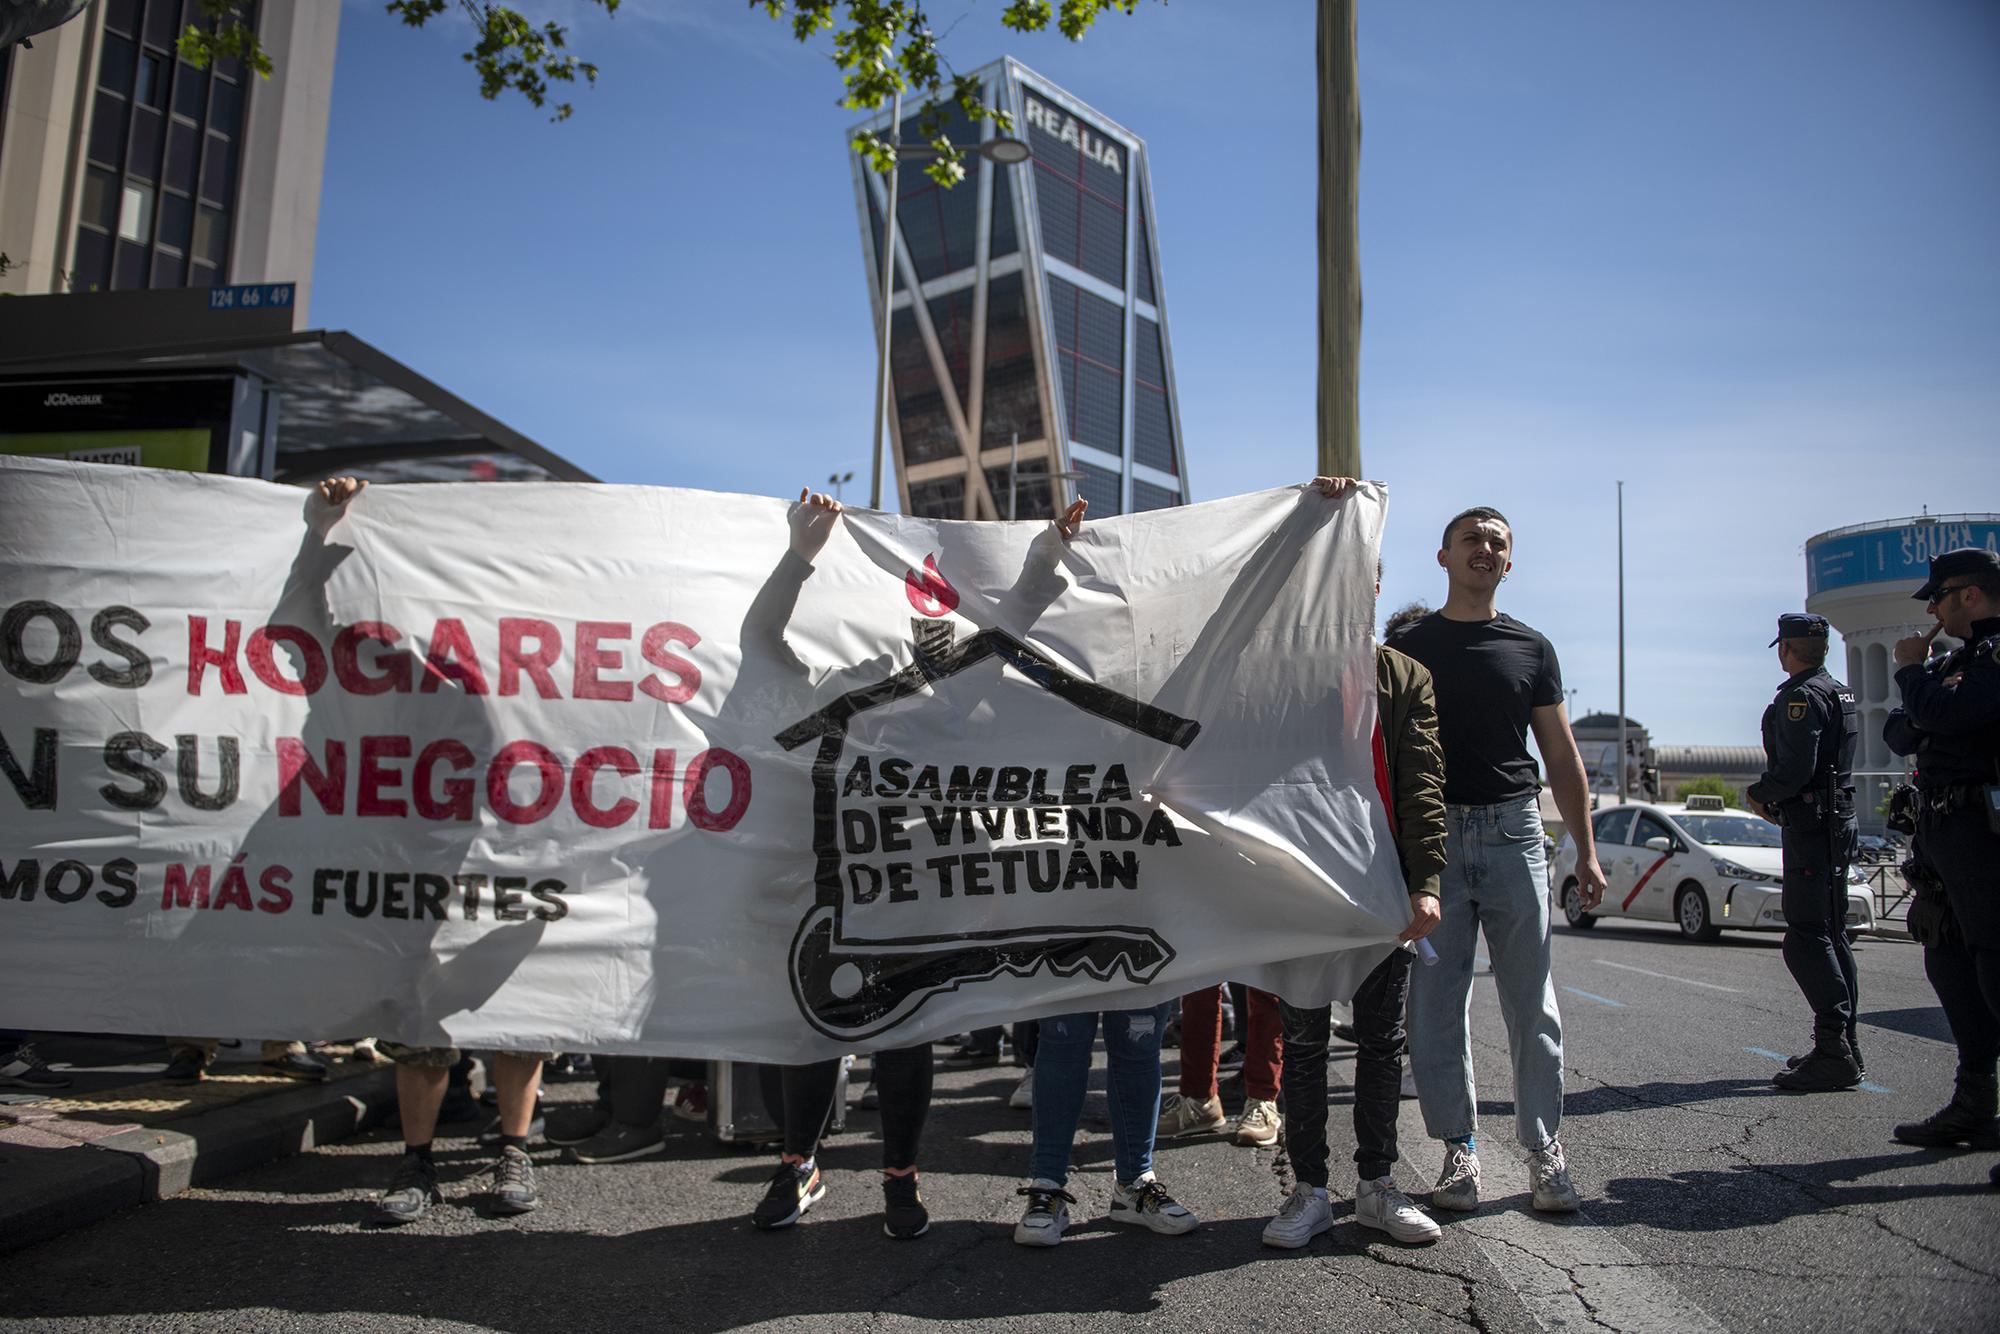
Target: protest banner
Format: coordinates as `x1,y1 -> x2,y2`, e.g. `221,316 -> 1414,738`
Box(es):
0,456 -> 1407,1061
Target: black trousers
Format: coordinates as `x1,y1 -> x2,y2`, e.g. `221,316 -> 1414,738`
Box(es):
761,1045 -> 933,1168
596,1055 -> 673,1126
1280,948 -> 1414,1186
1779,823 -> 1858,1032
1922,805 -> 2000,1061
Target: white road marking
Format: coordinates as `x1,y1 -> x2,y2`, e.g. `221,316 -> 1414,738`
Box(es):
1592,958 -> 1740,992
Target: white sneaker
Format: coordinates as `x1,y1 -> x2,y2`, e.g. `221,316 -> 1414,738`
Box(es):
1431,1142 -> 1480,1211
1528,1139 -> 1581,1212
1261,1182 -> 1334,1248
1157,1091 -> 1226,1138
1356,1175 -> 1441,1244
1008,1068 -> 1035,1110
1013,1179 -> 1073,1247
1109,1172 -> 1198,1234
1233,1097 -> 1282,1147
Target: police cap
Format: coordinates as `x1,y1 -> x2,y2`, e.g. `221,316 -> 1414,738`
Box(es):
1911,547 -> 2000,601
1769,612 -> 1830,647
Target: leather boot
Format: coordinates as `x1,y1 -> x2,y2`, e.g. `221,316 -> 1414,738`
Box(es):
1773,1027 -> 1860,1092
1894,1072 -> 2000,1149
1787,1030 -> 1864,1075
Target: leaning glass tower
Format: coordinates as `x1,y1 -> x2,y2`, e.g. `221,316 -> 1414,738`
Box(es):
850,57 -> 1189,521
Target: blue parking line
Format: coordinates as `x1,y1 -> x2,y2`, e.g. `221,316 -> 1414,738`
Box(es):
1559,985 -> 1625,1008
1744,1047 -> 1893,1094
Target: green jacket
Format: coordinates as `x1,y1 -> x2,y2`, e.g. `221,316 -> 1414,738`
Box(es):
1378,645 -> 1447,900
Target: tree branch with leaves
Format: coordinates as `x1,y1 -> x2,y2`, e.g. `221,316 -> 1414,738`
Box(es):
176,0 -> 1158,176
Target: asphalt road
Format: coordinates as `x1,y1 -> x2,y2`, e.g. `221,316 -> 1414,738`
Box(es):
2,922 -> 1995,1333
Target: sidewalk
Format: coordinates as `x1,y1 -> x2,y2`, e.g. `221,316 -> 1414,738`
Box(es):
0,1035 -> 396,1254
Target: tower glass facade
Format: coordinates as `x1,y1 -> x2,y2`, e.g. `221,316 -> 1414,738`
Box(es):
852,59 -> 1188,521
75,0 -> 253,293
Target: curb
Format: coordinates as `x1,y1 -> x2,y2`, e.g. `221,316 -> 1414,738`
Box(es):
0,1066 -> 396,1255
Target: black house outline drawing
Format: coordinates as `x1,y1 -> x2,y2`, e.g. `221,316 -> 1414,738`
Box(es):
774,619 -> 1201,1042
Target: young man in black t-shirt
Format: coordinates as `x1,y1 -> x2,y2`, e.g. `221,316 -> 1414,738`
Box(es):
1388,506 -> 1607,1215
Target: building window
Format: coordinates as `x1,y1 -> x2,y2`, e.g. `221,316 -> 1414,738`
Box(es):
980,271 -> 1044,451
907,475 -> 967,520
118,181 -> 155,243
76,0 -> 252,292
1075,461 -> 1122,517
1132,479 -> 1180,512
927,287 -> 975,410
890,308 -> 960,467
1047,275 -> 1123,455
984,456 -> 1053,521
990,161 -> 1019,259
1133,316 -> 1176,476
1025,88 -> 1127,289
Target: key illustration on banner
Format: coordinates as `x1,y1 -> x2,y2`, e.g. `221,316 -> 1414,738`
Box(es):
775,612 -> 1201,1042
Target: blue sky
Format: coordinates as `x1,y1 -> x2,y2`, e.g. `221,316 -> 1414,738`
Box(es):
311,0 -> 2000,747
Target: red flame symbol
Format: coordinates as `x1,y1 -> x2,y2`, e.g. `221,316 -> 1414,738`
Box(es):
904,554 -> 960,618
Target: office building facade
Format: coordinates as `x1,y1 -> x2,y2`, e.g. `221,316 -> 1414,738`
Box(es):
851,58 -> 1188,521
0,0 -> 337,320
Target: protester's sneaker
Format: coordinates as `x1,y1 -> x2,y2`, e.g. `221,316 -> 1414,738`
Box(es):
672,1081 -> 708,1123
349,1037 -> 388,1064
1109,1172 -> 1198,1234
371,1152 -> 442,1226
488,1145 -> 540,1215
882,1173 -> 930,1239
0,1044 -> 71,1090
1158,1091 -> 1226,1138
567,1119 -> 667,1164
162,1047 -> 207,1084
1528,1140 -> 1581,1213
1008,1068 -> 1035,1111
1234,1098 -> 1282,1147
1431,1142 -> 1480,1212
477,1106 -> 546,1148
543,1102 -> 610,1147
1356,1175 -> 1442,1243
1261,1182 -> 1335,1249
263,1049 -> 329,1081
1331,1021 -> 1359,1045
752,1160 -> 825,1230
1013,1180 -> 1074,1247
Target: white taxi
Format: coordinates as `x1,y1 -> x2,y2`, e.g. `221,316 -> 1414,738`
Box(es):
1550,795 -> 1875,942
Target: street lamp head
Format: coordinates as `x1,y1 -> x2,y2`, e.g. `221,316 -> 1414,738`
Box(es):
894,135 -> 1033,166
979,135 -> 1032,165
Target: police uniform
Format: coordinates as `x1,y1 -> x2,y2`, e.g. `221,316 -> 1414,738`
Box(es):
1748,613 -> 1862,1092
1884,548 -> 2000,1165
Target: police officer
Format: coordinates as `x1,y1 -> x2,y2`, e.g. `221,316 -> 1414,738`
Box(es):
1885,548 -> 2000,1185
1748,613 -> 1862,1092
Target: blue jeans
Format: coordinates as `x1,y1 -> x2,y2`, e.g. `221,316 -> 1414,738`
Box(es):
1029,1004 -> 1172,1186
1406,796 -> 1566,1152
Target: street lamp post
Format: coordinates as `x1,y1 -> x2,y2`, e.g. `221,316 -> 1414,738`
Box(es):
866,108 -> 1032,512
1617,480 -> 1628,799
828,470 -> 855,503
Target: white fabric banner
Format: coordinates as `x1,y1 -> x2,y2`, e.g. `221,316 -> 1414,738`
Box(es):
0,456 -> 1408,1061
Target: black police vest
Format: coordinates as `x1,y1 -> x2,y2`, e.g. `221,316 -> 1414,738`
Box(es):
1808,672 -> 1860,812
1911,626 -> 2000,788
